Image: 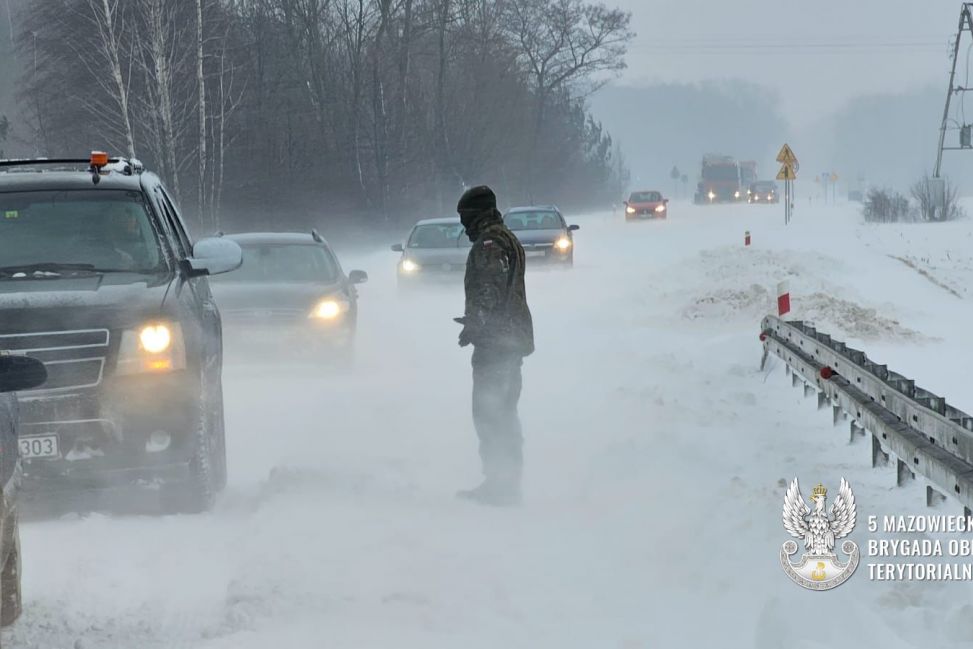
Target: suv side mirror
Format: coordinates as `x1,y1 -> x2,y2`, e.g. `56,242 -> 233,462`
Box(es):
0,355 -> 47,392
183,237 -> 243,277
348,270 -> 368,284
390,243 -> 404,252
567,224 -> 580,232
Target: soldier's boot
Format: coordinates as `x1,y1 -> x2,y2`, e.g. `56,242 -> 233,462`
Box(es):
457,464 -> 521,506
456,481 -> 521,506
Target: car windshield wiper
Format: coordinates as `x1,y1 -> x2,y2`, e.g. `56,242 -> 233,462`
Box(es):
0,263 -> 158,278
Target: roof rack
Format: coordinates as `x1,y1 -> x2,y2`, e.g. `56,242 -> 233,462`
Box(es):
0,156 -> 145,177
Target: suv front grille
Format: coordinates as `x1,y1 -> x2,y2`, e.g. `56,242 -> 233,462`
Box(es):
0,329 -> 109,392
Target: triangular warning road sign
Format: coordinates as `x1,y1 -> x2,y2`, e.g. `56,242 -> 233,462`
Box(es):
776,144 -> 798,166
776,165 -> 796,181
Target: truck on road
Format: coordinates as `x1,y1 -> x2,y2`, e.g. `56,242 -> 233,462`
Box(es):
694,155 -> 742,204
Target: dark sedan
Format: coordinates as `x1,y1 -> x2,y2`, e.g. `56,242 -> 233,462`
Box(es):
211,231 -> 367,360
502,206 -> 579,266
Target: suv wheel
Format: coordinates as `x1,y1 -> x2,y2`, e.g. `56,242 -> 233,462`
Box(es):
0,511 -> 22,628
161,383 -> 225,514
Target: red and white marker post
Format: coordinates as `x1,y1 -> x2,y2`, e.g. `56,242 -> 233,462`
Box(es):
745,230 -> 751,246
777,280 -> 791,316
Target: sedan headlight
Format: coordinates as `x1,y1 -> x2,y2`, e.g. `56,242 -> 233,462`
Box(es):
654,204 -> 666,213
117,322 -> 186,375
399,259 -> 420,274
734,190 -> 741,199
309,297 -> 350,320
767,194 -> 774,200
555,237 -> 572,251
625,206 -> 636,214
707,191 -> 716,201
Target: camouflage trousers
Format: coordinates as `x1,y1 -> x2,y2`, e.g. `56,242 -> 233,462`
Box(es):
471,349 -> 524,489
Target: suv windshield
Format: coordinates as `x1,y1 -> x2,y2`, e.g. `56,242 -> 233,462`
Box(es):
504,211 -> 563,231
407,223 -> 467,248
216,244 -> 339,283
0,190 -> 165,275
629,191 -> 662,202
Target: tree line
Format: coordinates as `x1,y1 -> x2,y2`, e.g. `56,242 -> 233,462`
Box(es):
10,0 -> 632,231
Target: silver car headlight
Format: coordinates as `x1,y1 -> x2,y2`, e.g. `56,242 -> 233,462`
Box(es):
399,259 -> 421,274
309,297 -> 350,320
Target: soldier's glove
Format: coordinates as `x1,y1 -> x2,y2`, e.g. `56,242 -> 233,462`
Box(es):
458,328 -> 473,347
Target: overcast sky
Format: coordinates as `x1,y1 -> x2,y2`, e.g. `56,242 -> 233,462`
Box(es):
610,0 -> 959,127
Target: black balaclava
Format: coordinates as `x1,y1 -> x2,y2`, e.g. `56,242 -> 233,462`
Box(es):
458,185 -> 499,242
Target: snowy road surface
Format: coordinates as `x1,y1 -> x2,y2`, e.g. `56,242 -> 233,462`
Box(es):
10,202 -> 973,648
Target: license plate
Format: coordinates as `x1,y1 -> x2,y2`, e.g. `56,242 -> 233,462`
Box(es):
19,435 -> 59,459
525,250 -> 547,258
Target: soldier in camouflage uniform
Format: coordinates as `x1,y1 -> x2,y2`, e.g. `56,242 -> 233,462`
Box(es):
454,186 -> 534,506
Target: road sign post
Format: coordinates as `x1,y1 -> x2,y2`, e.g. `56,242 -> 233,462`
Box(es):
776,144 -> 799,224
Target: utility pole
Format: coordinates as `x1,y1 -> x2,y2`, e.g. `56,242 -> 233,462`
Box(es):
932,4 -> 973,220
935,4 -> 973,176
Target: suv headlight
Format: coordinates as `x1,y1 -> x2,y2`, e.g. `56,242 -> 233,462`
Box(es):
117,322 -> 186,375
654,204 -> 666,213
625,206 -> 636,214
310,297 -> 350,320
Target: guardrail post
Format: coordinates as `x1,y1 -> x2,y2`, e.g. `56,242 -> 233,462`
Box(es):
833,405 -> 842,426
850,421 -> 865,443
791,372 -> 800,388
897,459 -> 914,486
803,383 -> 814,399
927,485 -> 947,507
872,434 -> 889,467
817,392 -> 829,410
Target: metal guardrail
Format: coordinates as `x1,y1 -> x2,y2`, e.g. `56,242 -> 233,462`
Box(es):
760,315 -> 973,515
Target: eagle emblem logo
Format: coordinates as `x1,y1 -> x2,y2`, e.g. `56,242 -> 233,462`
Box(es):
780,477 -> 860,590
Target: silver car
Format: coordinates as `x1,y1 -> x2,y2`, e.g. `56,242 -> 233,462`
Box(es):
391,217 -> 470,286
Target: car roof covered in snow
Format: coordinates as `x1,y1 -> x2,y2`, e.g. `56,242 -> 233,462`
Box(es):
224,232 -> 331,247
413,216 -> 460,226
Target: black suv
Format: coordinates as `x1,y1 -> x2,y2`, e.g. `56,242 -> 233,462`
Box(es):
0,155 -> 242,512
0,355 -> 47,630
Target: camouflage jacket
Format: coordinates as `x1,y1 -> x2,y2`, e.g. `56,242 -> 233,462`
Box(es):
463,215 -> 534,357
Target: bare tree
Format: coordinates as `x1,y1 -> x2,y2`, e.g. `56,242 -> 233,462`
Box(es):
136,0 -> 193,202
505,0 -> 632,189
912,173 -> 964,222
70,0 -> 138,157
